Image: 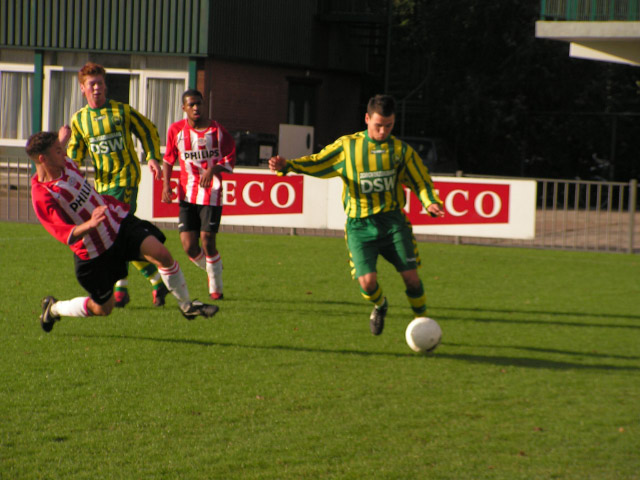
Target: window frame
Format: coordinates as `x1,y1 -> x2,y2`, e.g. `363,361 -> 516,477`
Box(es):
0,63 -> 35,146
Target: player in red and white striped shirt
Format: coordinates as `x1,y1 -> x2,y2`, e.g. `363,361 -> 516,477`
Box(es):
162,89 -> 236,300
27,131 -> 219,332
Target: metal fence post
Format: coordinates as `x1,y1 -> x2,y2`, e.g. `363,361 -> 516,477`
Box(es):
629,178 -> 637,254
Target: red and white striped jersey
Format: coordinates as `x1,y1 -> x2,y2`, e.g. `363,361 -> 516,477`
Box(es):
31,158 -> 130,260
163,119 -> 236,206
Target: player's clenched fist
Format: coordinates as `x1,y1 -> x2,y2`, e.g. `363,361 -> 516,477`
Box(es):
268,155 -> 287,172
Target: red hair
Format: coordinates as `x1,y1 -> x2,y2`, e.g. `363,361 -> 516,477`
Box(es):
78,62 -> 106,84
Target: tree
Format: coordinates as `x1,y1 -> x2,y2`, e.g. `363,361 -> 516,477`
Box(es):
389,0 -> 640,180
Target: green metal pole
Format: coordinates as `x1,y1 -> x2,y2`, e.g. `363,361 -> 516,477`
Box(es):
30,51 -> 44,174
629,179 -> 637,254
188,59 -> 197,89
32,51 -> 43,135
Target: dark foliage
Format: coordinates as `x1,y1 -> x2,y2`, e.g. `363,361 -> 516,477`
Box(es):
387,0 -> 640,180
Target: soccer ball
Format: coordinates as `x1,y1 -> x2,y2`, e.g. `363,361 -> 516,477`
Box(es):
405,317 -> 442,353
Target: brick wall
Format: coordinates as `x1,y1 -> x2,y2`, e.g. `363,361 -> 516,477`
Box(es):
198,59 -> 364,149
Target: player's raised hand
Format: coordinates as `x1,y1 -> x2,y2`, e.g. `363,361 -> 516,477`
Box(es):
58,125 -> 71,147
268,155 -> 287,172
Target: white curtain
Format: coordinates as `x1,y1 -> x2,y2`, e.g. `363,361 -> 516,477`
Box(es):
129,74 -> 140,110
0,71 -> 33,139
48,70 -> 84,131
146,78 -> 183,146
128,74 -> 143,156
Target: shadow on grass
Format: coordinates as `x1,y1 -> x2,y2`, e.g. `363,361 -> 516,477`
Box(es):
432,305 -> 640,322
434,312 -> 640,330
66,333 -> 640,372
446,341 -> 640,361
122,299 -> 640,329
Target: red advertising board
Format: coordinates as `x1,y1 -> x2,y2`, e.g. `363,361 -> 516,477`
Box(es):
153,171 -> 304,218
404,181 -> 510,225
153,171 -> 510,227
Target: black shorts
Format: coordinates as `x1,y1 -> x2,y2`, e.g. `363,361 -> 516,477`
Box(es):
178,201 -> 223,233
74,215 -> 166,305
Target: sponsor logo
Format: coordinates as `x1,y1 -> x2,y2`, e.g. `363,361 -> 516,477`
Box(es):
404,182 -> 510,225
359,170 -> 396,194
69,180 -> 93,212
183,149 -> 220,161
152,172 -> 304,217
89,132 -> 125,154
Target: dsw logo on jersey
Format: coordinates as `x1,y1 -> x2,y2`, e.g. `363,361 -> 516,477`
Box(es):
359,170 -> 396,193
89,132 -> 125,154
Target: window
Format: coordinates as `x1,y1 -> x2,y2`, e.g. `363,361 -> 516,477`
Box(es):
43,66 -> 187,150
45,68 -> 85,135
0,66 -> 34,144
141,75 -> 185,146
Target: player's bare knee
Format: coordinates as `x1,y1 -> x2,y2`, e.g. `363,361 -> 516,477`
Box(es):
155,247 -> 175,269
184,244 -> 201,258
358,274 -> 377,293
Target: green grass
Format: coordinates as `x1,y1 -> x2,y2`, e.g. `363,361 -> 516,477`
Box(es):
1,221 -> 639,479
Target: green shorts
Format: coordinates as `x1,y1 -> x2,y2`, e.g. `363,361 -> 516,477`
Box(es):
345,209 -> 421,279
102,186 -> 139,214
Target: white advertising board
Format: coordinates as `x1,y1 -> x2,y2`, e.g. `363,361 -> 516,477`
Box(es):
138,168 -> 536,240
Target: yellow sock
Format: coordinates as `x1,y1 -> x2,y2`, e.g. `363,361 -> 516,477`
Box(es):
406,281 -> 427,316
360,283 -> 385,308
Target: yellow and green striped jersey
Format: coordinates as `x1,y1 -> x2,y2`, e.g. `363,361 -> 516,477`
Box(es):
67,99 -> 161,193
279,130 -> 443,219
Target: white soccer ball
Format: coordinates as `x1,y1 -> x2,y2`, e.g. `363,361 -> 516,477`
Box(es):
405,317 -> 442,353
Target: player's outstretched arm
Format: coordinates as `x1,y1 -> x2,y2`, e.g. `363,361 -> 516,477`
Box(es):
268,155 -> 287,172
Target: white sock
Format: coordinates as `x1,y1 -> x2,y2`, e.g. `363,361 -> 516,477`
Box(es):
206,254 -> 223,294
158,261 -> 191,308
51,297 -> 90,318
115,278 -> 128,289
189,251 -> 206,271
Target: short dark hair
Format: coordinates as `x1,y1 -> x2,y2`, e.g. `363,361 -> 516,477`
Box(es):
25,131 -> 58,158
367,94 -> 396,117
182,89 -> 203,104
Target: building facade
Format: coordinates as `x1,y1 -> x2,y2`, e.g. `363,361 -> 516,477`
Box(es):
0,0 -> 389,163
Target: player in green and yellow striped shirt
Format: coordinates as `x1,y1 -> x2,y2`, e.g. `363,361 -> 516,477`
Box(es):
66,62 -> 168,308
269,94 -> 445,335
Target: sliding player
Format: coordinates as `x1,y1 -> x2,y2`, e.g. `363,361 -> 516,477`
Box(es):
27,131 -> 218,332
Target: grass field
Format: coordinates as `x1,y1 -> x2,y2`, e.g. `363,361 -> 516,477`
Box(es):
1,221 -> 639,479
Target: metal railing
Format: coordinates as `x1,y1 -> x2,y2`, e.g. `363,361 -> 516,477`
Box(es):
540,0 -> 640,21
441,177 -> 639,254
2,155 -> 638,254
